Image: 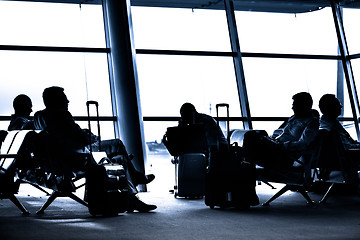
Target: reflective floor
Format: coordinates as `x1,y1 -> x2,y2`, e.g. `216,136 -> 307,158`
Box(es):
1,152 -> 360,240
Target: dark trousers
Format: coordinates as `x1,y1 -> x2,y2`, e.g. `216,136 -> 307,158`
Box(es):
243,130 -> 292,168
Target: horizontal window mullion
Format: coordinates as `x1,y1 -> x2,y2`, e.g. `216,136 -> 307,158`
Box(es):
0,116 -> 116,121
136,49 -> 236,57
0,45 -> 109,53
142,116 -> 357,122
136,48 -> 340,60
349,53 -> 360,60
242,52 -> 340,60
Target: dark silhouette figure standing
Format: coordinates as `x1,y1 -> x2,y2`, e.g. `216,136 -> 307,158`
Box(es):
8,94 -> 35,131
243,92 -> 319,168
33,86 -> 156,212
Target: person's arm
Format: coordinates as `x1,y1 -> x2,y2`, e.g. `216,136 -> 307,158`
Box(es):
283,118 -> 319,152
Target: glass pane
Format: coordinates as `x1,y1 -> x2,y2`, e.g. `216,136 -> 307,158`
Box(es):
243,58 -> 339,121
0,1 -> 105,48
131,7 -> 231,52
236,7 -> 338,55
343,8 -> 360,54
77,121 -> 115,141
136,55 -> 240,119
0,51 -> 112,117
352,59 -> 360,92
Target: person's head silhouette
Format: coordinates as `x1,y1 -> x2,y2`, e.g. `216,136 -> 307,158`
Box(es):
319,94 -> 342,119
292,92 -> 313,117
13,94 -> 32,117
42,86 -> 69,110
180,103 -> 197,125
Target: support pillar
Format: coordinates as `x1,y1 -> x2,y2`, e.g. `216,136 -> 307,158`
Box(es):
331,0 -> 360,140
224,0 -> 252,130
102,0 -> 147,191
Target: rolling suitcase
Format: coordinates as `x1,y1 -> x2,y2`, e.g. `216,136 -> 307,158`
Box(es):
174,153 -> 207,198
205,103 -> 259,209
85,101 -> 129,216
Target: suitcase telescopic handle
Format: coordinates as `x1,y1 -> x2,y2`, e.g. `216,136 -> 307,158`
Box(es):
86,100 -> 98,107
216,103 -> 229,108
86,100 -> 101,152
215,103 -> 230,144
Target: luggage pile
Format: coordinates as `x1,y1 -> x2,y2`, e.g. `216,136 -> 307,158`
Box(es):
164,103 -> 259,208
205,104 -> 259,209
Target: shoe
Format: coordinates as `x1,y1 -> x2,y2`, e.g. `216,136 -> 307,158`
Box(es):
144,174 -> 155,184
128,195 -> 157,212
134,173 -> 155,185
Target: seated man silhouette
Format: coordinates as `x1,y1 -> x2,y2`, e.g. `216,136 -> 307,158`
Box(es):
7,94 -> 37,169
8,94 -> 35,131
243,92 -> 319,168
319,94 -> 360,179
33,86 -> 156,212
319,94 -> 360,149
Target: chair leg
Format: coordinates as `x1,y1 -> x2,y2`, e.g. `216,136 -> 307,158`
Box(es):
319,183 -> 335,204
36,191 -> 60,214
297,188 -> 315,204
68,193 -> 88,207
262,185 -> 291,206
21,180 -> 51,195
8,194 -> 30,215
262,181 -> 277,189
36,191 -> 88,214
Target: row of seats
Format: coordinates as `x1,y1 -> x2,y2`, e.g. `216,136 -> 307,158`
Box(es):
229,129 -> 360,206
0,130 -> 89,215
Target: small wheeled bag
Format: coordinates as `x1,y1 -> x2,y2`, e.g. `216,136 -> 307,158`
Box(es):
85,101 -> 129,216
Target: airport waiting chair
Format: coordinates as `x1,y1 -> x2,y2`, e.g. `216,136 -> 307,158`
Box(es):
33,130 -> 89,214
229,129 -> 315,206
311,129 -> 359,204
0,130 -> 36,215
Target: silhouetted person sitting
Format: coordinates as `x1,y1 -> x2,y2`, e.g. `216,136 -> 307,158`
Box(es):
7,94 -> 37,169
178,102 -> 228,153
319,94 -> 360,178
8,94 -> 35,131
319,94 -> 360,149
243,92 -> 319,168
34,86 -> 156,212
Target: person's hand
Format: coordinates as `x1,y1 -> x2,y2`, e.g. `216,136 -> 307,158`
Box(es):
82,129 -> 99,143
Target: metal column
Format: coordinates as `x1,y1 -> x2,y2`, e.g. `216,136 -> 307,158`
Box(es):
331,0 -> 360,140
224,0 -> 252,129
102,0 -> 147,191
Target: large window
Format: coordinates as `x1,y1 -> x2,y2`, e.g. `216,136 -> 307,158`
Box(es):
235,8 -> 338,55
132,7 -> 237,142
243,57 -> 339,132
132,7 -> 230,52
0,1 -> 115,139
132,6 -> 358,141
0,1 -> 105,48
136,54 -> 240,141
343,8 -> 360,55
